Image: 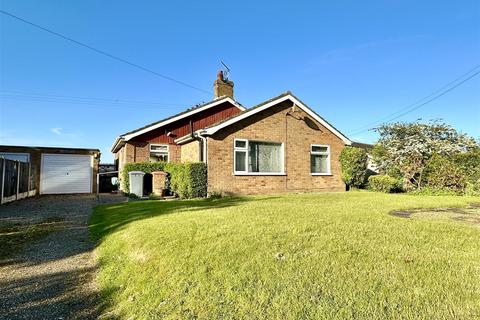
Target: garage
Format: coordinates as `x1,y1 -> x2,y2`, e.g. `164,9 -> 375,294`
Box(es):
40,154 -> 93,194
0,145 -> 100,197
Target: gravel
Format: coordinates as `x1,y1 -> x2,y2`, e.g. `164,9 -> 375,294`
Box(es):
0,194 -> 126,320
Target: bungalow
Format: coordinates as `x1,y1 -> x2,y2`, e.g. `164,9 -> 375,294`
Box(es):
112,72 -> 352,195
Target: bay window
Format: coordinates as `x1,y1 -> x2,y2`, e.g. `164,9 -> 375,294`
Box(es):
234,139 -> 284,174
310,145 -> 330,175
150,144 -> 169,162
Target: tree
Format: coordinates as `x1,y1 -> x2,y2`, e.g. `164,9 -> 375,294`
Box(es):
373,120 -> 477,191
339,146 -> 368,188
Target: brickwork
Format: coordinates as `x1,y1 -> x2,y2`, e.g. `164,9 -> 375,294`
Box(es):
207,101 -> 346,195
181,140 -> 200,162
152,171 -> 167,196
117,142 -> 181,170
214,79 -> 234,99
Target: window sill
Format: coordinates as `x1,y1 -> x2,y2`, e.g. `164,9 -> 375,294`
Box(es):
311,173 -> 332,176
233,172 -> 287,176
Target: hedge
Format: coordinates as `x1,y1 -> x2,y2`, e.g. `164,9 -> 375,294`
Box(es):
121,162 -> 167,193
339,146 -> 368,188
465,178 -> 480,196
424,154 -> 466,193
368,175 -> 402,193
165,162 -> 207,198
121,162 -> 207,199
453,150 -> 480,184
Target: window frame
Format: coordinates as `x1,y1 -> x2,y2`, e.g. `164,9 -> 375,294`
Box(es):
149,143 -> 169,162
233,138 -> 285,176
310,144 -> 331,175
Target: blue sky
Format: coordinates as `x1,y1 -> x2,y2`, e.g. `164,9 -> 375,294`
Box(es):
1,1 -> 479,162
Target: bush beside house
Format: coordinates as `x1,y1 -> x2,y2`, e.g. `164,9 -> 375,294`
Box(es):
121,162 -> 167,193
339,147 -> 368,189
121,162 -> 207,199
165,162 -> 207,199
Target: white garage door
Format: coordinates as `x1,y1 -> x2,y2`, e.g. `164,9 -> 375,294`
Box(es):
40,154 -> 93,194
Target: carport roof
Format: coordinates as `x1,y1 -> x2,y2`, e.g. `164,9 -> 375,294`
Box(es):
0,145 -> 100,153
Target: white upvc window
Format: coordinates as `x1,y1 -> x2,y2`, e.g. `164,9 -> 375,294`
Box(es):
233,139 -> 285,175
150,144 -> 169,162
310,144 -> 331,175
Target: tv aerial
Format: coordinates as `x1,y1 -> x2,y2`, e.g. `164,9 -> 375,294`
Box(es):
220,60 -> 230,80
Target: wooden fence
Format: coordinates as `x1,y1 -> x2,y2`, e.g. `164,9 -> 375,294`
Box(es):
0,157 -> 37,204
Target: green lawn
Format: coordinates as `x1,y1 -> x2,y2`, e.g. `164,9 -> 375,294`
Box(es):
90,192 -> 480,319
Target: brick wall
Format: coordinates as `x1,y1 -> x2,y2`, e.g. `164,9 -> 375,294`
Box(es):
121,142 -> 181,164
214,79 -> 234,99
207,101 -> 346,195
181,140 -> 200,162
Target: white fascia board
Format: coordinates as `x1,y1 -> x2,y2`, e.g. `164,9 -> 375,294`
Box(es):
174,133 -> 195,144
123,97 -> 245,141
202,94 -> 352,145
111,137 -> 125,153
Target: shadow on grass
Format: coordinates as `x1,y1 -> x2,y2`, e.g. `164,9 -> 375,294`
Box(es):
90,196 -> 274,243
89,195 -> 279,318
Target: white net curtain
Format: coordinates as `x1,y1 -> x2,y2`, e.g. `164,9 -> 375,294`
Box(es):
248,141 -> 282,173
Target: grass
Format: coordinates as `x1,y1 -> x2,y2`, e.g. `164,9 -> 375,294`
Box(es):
90,192 -> 480,319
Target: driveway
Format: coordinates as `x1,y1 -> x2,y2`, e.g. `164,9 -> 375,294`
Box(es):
0,194 -> 125,320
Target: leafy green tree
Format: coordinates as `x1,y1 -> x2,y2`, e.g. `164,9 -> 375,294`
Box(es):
373,120 -> 477,191
339,147 -> 368,188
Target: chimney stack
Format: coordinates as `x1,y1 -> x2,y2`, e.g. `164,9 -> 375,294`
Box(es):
213,70 -> 234,99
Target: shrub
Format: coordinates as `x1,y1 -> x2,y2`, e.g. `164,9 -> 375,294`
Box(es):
121,162 -> 207,199
121,162 -> 167,193
465,178 -> 480,196
453,149 -> 480,184
368,175 -> 402,193
187,163 -> 208,198
424,154 -> 466,193
166,162 -> 207,198
339,147 -> 368,188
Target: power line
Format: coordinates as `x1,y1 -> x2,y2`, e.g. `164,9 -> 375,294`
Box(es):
0,94 -> 190,110
0,90 -> 186,107
348,65 -> 480,136
0,10 -> 211,96
348,64 -> 480,135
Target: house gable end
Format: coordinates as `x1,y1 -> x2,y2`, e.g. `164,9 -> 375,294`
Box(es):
202,93 -> 351,145
123,97 -> 244,141
111,97 -> 244,152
